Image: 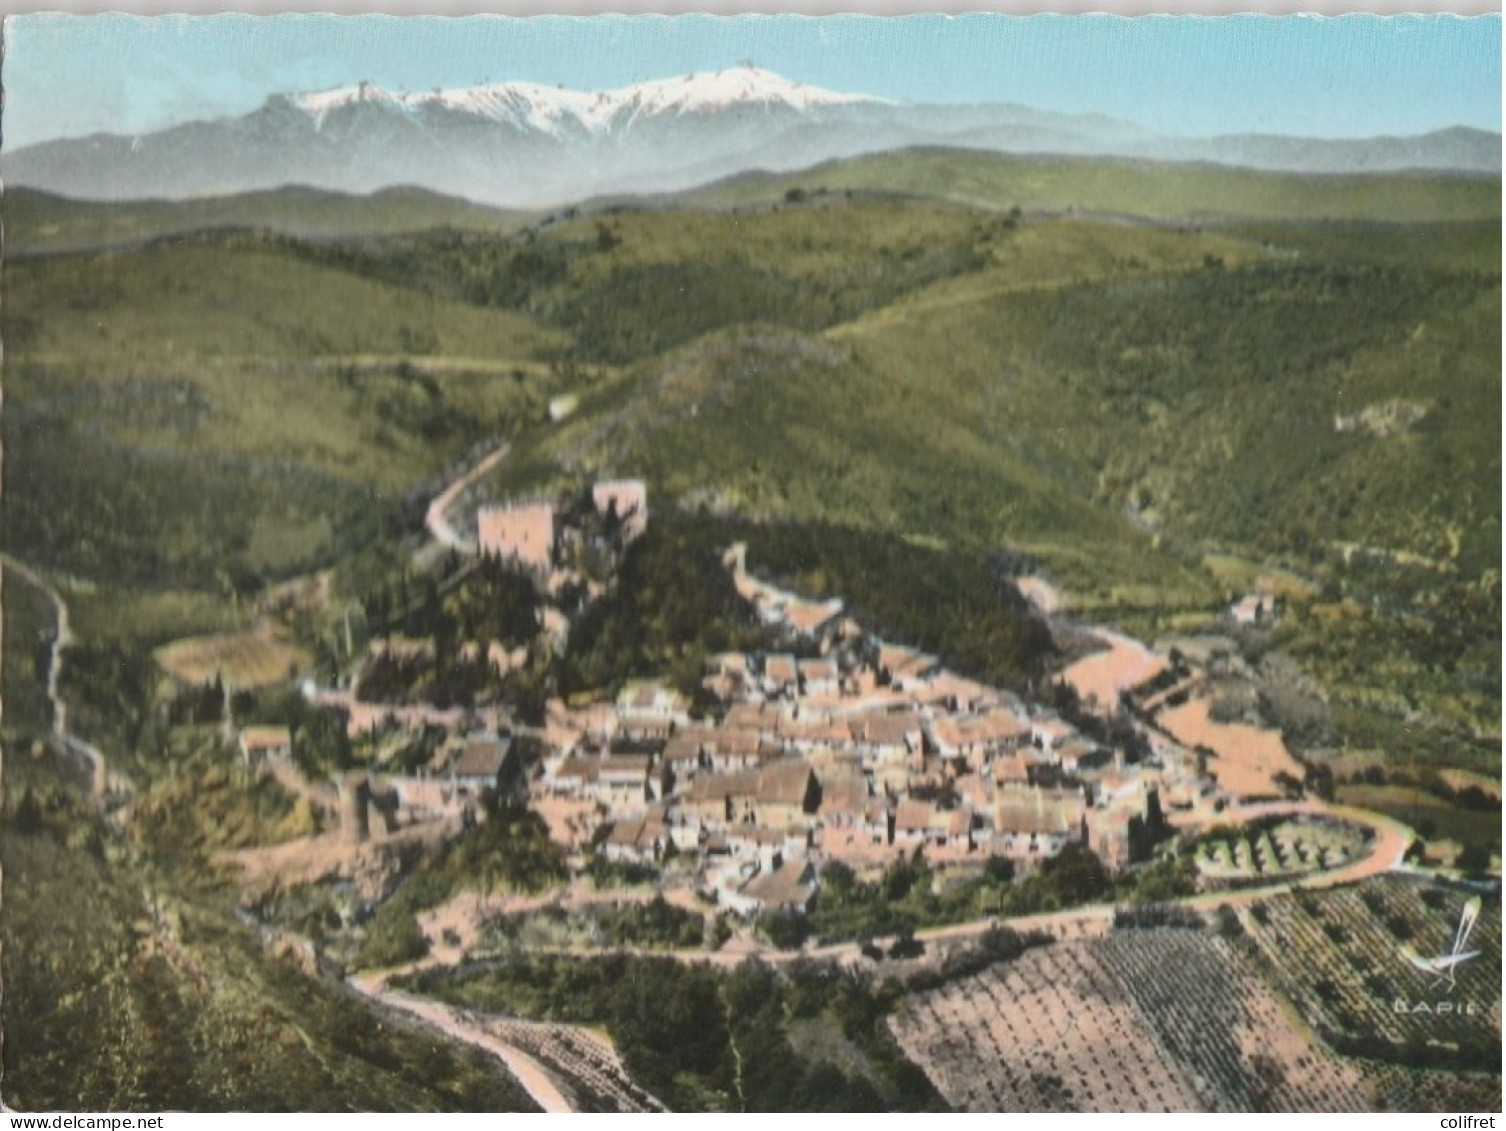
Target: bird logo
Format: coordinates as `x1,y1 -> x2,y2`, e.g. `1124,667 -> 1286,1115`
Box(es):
1399,895 -> 1482,991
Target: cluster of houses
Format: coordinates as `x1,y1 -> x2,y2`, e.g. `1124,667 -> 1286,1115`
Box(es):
252,487 -> 1217,925
518,544 -> 1194,919
237,717 -> 524,844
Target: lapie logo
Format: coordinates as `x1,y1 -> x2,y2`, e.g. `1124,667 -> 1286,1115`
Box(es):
1399,895 -> 1482,991
1391,895 -> 1484,1016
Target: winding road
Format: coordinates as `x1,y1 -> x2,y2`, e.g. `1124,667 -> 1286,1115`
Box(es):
0,553 -> 117,800
424,442 -> 511,554
348,973 -> 576,1113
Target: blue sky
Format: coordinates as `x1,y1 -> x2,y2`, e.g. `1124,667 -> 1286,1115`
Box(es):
3,13 -> 1500,149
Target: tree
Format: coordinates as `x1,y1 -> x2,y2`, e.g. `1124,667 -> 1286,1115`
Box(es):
761,911 -> 811,950
887,929 -> 923,959
11,787 -> 43,835
1456,842 -> 1492,877
1039,843 -> 1111,906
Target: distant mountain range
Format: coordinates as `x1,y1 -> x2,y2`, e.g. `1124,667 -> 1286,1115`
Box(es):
3,66 -> 1498,208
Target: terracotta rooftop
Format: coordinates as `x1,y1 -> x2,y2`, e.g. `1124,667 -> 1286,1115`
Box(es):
724,702 -> 780,731
707,728 -> 769,758
993,754 -> 1032,785
728,826 -> 791,846
994,786 -> 1086,836
764,654 -> 799,684
850,711 -> 921,748
554,754 -> 601,784
605,814 -> 665,850
878,643 -> 921,673
742,859 -> 816,909
598,754 -> 652,781
687,769 -> 761,804
895,798 -> 935,833
664,730 -> 711,764
818,771 -> 870,817
453,733 -> 513,779
954,772 -> 993,809
756,759 -> 816,807
1033,717 -> 1078,742
798,658 -> 840,682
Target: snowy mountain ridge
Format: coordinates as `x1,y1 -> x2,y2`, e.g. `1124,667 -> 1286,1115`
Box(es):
4,64 -> 1496,208
283,67 -> 877,135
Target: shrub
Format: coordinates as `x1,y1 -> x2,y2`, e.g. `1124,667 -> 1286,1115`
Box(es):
354,905 -> 429,969
888,930 -> 924,960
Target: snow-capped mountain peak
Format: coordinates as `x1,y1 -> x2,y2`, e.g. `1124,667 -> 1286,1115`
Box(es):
608,66 -> 876,118
284,66 -> 877,135
12,63 -> 1493,213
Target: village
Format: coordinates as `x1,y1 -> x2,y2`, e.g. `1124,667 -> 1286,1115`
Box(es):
222,474 -> 1387,942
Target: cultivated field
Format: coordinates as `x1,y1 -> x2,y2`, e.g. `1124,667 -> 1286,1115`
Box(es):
1193,818 -> 1366,883
154,627 -> 309,687
891,923 -> 1502,1112
889,937 -> 1203,1112
1157,696 -> 1305,799
1058,631 -> 1167,714
1240,877 -> 1502,1060
1097,931 -> 1374,1110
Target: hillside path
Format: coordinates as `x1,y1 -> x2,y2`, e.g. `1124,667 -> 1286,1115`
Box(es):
348,972 -> 575,1113
0,553 -> 121,801
425,442 -> 510,554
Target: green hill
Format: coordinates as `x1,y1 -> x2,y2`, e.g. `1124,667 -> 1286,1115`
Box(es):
3,156 -> 1498,764
4,184 -> 527,255
676,147 -> 1503,224
2,232 -> 582,588
470,195 -> 1499,758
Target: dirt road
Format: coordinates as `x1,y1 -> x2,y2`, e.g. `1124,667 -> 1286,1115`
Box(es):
425,442 -> 510,553
418,797 -> 1414,974
0,554 -> 118,801
348,972 -> 576,1113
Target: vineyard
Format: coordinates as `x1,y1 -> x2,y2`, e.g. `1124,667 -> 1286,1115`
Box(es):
888,939 -> 1203,1112
891,916 -> 1502,1112
1239,876 -> 1502,1067
1192,819 -> 1366,884
1095,931 -> 1374,1110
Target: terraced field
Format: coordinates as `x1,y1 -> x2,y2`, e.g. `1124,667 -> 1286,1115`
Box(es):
153,627 -> 309,687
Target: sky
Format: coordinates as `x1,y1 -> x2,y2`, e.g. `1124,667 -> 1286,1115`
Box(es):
3,13 -> 1500,150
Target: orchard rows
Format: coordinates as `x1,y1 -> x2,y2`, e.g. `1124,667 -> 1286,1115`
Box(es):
1240,877 -> 1502,1049
891,879 -> 1501,1113
1096,932 -> 1372,1111
889,938 -> 1203,1111
1195,820 -> 1363,883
